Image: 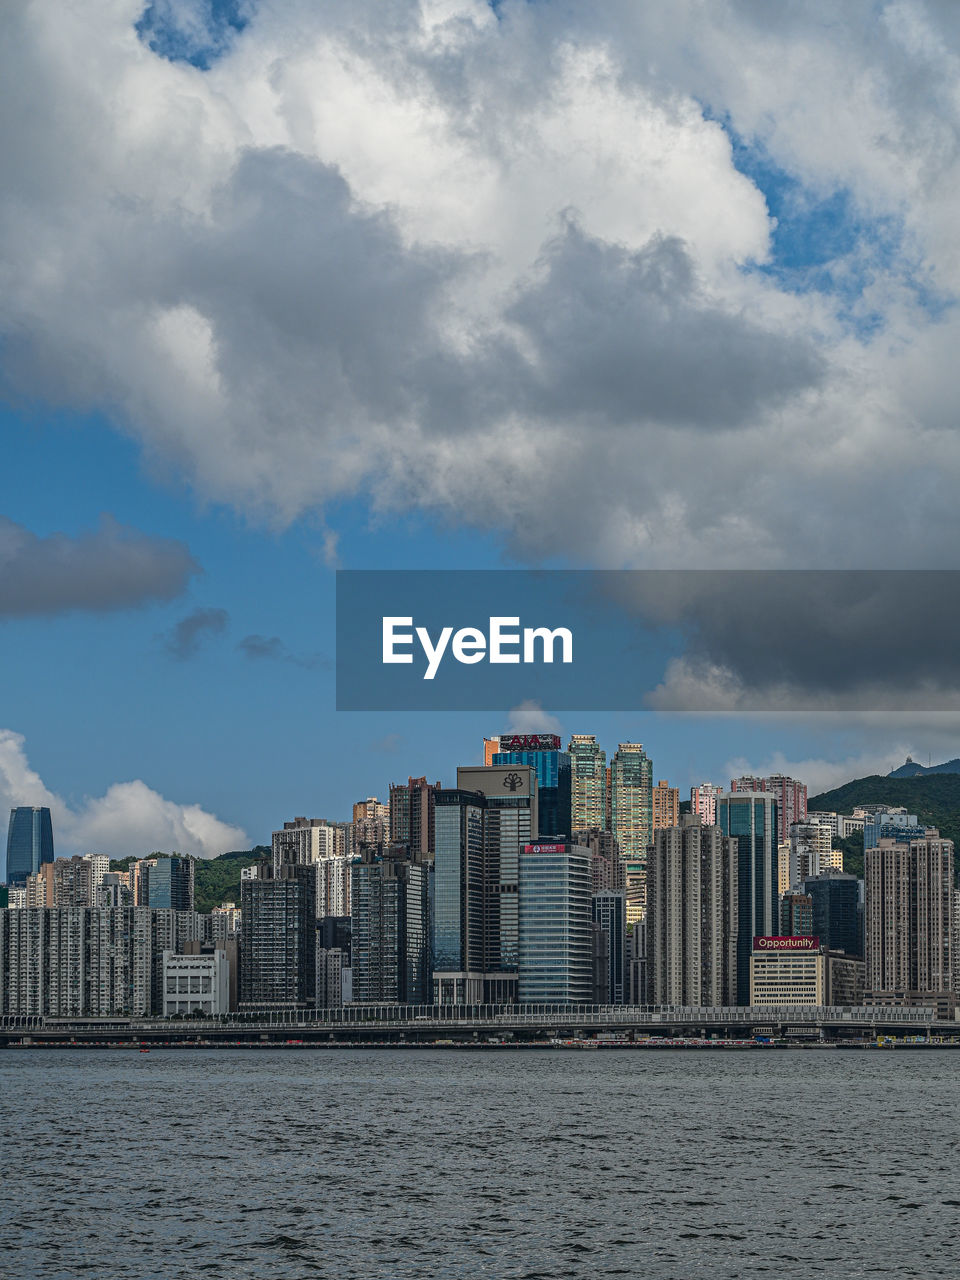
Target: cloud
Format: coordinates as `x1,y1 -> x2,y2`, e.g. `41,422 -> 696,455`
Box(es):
237,633 -> 330,669
2,2 -> 960,568
506,701 -> 563,736
164,606 -> 229,659
0,728 -> 247,862
0,515 -> 197,618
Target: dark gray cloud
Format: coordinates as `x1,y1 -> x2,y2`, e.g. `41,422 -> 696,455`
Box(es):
0,515 -> 197,618
164,607 -> 229,660
237,633 -> 330,670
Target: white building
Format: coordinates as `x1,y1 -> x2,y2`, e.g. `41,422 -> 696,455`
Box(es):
162,949 -> 230,1017
750,936 -> 825,1005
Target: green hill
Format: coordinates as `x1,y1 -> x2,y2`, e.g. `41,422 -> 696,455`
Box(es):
809,775 -> 960,876
109,846 -> 269,913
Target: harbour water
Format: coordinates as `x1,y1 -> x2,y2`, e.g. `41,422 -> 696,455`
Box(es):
1,1047 -> 958,1278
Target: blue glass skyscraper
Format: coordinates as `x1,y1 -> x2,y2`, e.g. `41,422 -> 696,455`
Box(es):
5,806 -> 55,886
716,793 -> 778,1005
492,739 -> 571,839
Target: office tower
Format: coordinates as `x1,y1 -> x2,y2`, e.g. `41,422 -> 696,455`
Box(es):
5,807 -> 54,886
731,775 -> 806,844
575,827 -> 622,894
610,744 -> 654,924
53,856 -> 96,907
652,781 -> 679,831
802,870 -> 862,957
862,809 -> 929,851
780,892 -> 813,937
143,857 -> 194,911
352,798 -> 389,854
492,733 -> 571,839
25,864 -> 55,907
271,816 -> 347,873
864,834 -> 954,1005
433,766 -> 538,1005
433,788 -> 488,1004
240,862 -> 318,1009
646,816 -> 739,1007
483,736 -> 500,766
717,792 -> 779,1005
592,892 -> 626,1004
389,777 -> 440,856
351,845 -> 431,1004
690,784 -> 723,827
749,936 -> 825,1005
568,735 -> 607,830
517,841 -> 593,1004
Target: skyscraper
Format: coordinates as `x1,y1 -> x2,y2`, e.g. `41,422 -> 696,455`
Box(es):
518,841 -> 593,1004
240,862 -> 318,1009
432,765 -> 538,1004
802,870 -> 862,957
730,775 -> 806,844
609,744 -> 653,924
143,857 -> 194,911
350,845 -> 431,1004
645,816 -> 738,1007
779,892 -> 813,937
389,776 -> 440,856
716,792 -> 779,1005
492,734 -> 571,839
351,798 -> 389,853
5,807 -> 54,886
690,784 -> 723,827
272,816 -> 347,873
864,834 -> 954,1004
591,891 -> 626,1004
652,780 -> 679,831
568,735 -> 607,830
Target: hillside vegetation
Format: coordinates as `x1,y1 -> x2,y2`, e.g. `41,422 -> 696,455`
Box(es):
809,775 -> 960,872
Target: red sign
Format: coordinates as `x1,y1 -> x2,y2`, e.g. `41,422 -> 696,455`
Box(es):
524,844 -> 565,854
753,936 -> 820,952
498,734 -> 562,751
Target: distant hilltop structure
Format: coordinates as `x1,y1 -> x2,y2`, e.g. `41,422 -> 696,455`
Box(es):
888,756 -> 960,779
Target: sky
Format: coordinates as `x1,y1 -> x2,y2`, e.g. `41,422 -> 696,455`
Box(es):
3,0 -> 960,862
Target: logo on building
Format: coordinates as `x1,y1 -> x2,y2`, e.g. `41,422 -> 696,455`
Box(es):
502,771 -> 524,792
498,734 -> 562,752
752,936 -> 820,951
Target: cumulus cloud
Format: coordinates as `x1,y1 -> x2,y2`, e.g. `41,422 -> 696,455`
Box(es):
2,2 -> 960,567
164,606 -> 229,659
0,515 -> 197,618
506,701 -> 563,736
0,728 -> 247,861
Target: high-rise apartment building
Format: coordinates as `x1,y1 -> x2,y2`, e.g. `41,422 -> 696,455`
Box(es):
517,841 -> 593,1004
574,828 -> 622,894
5,807 -> 54,886
610,744 -> 653,924
731,775 -> 806,844
271,816 -> 347,873
351,798 -> 389,854
568,735 -> 607,831
389,777 -> 440,857
862,810 -> 929,851
53,856 -> 96,908
864,834 -> 954,1004
351,846 -> 431,1004
492,734 -> 571,839
645,816 -> 739,1007
240,862 -> 318,1009
25,863 -> 55,907
716,793 -> 779,1005
690,784 -> 723,827
652,781 -> 679,831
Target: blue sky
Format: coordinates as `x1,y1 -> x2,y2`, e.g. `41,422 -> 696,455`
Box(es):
2,1 -> 959,858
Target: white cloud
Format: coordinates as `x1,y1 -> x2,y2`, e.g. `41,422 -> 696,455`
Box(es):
2,2 -> 960,567
506,701 -> 563,736
0,729 -> 248,862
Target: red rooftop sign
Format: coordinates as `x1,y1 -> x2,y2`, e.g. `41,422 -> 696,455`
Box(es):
498,734 -> 562,751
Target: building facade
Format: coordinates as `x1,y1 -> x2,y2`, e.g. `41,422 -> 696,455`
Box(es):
749,936 -> 825,1005
610,744 -> 654,924
5,806 -> 55,886
717,793 -> 779,1005
517,842 -> 593,1004
591,891 -> 626,1004
240,862 -> 318,1009
652,780 -> 679,831
351,846 -> 431,1004
568,735 -> 607,831
731,775 -> 806,844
